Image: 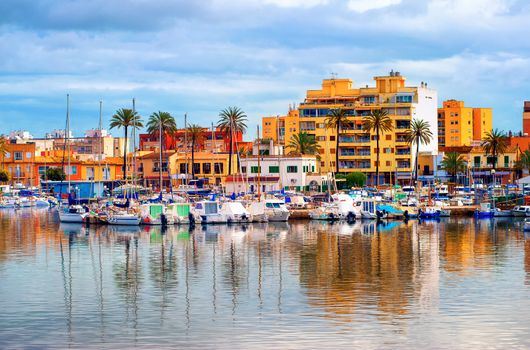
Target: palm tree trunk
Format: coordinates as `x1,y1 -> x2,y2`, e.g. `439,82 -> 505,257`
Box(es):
414,140 -> 419,183
123,126 -> 128,181
375,127 -> 380,186
335,127 -> 339,174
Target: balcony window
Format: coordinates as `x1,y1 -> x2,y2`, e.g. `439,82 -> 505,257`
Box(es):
300,121 -> 316,131
396,95 -> 413,103
193,163 -> 200,174
203,163 -> 211,174
287,166 -> 298,173
14,152 -> 22,161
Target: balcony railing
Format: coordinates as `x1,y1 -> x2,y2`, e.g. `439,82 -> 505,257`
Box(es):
152,167 -> 168,172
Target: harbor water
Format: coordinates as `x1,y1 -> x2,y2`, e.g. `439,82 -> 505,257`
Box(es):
1,208 -> 530,349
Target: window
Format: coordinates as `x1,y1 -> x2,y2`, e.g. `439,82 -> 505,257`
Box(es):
330,136 -> 335,141
269,166 -> 279,173
386,135 -> 391,140
330,148 -> 335,154
214,163 -> 224,174
504,155 -> 509,166
193,163 -> 200,174
26,152 -> 32,159
180,163 -> 187,174
321,161 -> 325,167
386,161 -> 391,166
251,166 -> 261,173
14,152 -> 22,160
318,123 -> 326,129
317,136 -> 326,141
66,166 -> 77,175
241,166 -> 247,173
384,148 -> 392,154
203,163 -> 211,174
287,166 -> 297,173
311,165 -> 315,172
396,95 -> 412,103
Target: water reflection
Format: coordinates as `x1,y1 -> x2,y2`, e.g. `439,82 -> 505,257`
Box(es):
0,209 -> 529,349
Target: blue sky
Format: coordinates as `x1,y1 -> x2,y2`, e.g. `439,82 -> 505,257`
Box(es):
1,0 -> 529,139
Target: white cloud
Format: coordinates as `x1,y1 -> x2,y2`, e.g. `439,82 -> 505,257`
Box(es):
347,0 -> 401,13
263,0 -> 329,8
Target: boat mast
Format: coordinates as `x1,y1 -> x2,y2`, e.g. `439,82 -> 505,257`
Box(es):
66,94 -> 71,194
159,113 -> 163,193
98,100 -> 103,198
257,125 -> 261,201
184,113 -> 188,185
132,98 -> 136,192
277,115 -> 282,192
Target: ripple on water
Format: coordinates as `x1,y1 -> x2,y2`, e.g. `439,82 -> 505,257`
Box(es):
0,211 -> 530,349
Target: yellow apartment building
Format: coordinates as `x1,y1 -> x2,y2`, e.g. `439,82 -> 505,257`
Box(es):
263,72 -> 438,184
437,100 -> 492,148
138,151 -> 235,189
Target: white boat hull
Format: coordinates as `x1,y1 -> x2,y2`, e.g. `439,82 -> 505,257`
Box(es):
108,215 -> 141,226
266,210 -> 290,222
59,212 -> 86,223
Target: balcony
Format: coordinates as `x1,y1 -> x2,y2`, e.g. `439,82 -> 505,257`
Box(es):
152,167 -> 169,172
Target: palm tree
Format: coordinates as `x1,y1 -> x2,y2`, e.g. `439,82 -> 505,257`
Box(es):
0,135 -> 8,169
187,124 -> 205,179
146,111 -> 177,150
146,111 -> 177,189
516,149 -> 530,175
109,108 -> 143,180
406,119 -> 433,183
440,152 -> 467,183
325,108 -> 348,174
218,107 -> 247,175
481,129 -> 508,171
286,132 -> 321,157
362,109 -> 393,186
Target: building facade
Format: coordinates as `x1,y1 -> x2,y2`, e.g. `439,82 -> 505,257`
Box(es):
235,155 -> 318,192
437,100 -> 492,148
263,72 -> 438,184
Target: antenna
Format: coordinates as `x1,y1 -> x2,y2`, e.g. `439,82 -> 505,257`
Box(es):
330,72 -> 337,80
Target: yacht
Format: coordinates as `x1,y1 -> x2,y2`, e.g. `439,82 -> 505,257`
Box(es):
512,206 -> 530,217
166,202 -> 192,225
247,201 -> 269,222
58,205 -> 89,223
140,203 -> 173,225
193,200 -> 228,224
264,199 -> 290,222
474,202 -> 494,218
219,201 -> 252,224
107,212 -> 141,226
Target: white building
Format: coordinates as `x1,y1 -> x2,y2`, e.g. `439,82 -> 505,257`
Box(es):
8,130 -> 33,140
45,129 -> 73,139
225,155 -> 318,193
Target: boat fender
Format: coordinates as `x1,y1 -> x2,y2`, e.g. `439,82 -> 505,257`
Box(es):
161,214 -> 168,226
346,212 -> 355,223
328,212 -> 335,220
227,218 -> 233,224
188,212 -> 195,225
404,210 -> 409,220
242,214 -> 248,221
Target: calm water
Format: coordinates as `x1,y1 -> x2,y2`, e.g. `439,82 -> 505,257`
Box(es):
1,209 -> 530,349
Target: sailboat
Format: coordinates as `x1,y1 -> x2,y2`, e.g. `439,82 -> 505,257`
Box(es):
59,94 -> 88,223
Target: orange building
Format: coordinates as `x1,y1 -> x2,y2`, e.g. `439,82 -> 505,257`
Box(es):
1,142 -> 36,187
438,100 -> 492,148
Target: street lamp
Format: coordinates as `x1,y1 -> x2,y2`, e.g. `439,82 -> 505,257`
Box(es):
491,169 -> 496,188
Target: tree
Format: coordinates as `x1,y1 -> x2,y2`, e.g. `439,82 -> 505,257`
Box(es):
0,135 -> 7,168
286,132 -> 321,157
325,108 -> 348,174
406,119 -> 433,183
217,107 -> 247,175
347,172 -> 367,187
187,124 -> 206,179
362,109 -> 393,186
109,108 -> 143,181
481,129 -> 508,171
516,149 -> 530,175
45,167 -> 66,181
0,169 -> 8,183
440,152 -> 467,183
146,111 -> 177,150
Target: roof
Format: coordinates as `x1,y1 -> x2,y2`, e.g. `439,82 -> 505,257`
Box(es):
139,151 -> 177,160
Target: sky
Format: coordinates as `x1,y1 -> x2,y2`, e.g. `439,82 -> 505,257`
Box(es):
1,0 -> 530,139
